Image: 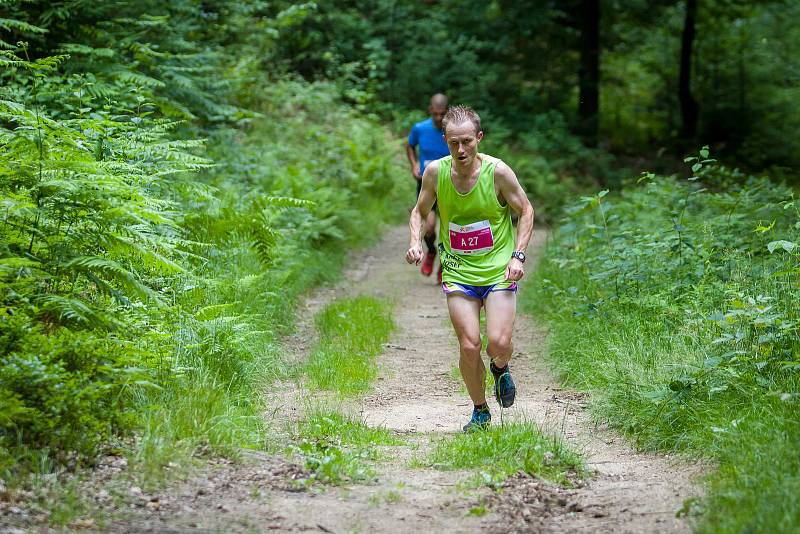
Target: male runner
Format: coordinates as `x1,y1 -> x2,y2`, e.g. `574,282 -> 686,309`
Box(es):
405,105 -> 535,431
406,93 -> 450,283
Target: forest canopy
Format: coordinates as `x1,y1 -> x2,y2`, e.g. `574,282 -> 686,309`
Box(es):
270,0 -> 799,175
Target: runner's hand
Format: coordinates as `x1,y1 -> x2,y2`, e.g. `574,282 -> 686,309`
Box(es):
406,243 -> 424,265
505,258 -> 525,281
412,167 -> 421,181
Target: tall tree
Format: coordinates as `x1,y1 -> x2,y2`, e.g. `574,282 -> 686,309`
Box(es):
578,0 -> 600,146
679,0 -> 698,141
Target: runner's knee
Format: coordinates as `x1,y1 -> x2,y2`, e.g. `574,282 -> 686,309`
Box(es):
458,336 -> 482,357
487,334 -> 512,357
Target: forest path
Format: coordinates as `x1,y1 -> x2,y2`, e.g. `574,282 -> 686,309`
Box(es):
102,225 -> 701,533
262,225 -> 702,533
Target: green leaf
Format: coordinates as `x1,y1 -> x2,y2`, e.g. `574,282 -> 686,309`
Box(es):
755,220 -> 776,233
767,240 -> 796,254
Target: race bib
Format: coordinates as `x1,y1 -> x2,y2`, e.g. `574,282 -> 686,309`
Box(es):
449,220 -> 494,256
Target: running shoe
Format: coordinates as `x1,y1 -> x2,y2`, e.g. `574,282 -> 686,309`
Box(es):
491,363 -> 516,408
420,252 -> 435,276
436,263 -> 443,284
462,406 -> 491,432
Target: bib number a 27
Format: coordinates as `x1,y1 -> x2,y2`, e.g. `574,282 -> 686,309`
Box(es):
449,220 -> 494,256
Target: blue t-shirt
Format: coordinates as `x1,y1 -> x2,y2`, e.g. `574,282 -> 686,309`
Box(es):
408,118 -> 449,175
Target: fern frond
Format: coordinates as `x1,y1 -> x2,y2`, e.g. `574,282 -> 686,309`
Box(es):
63,256 -> 164,305
263,196 -> 316,209
112,69 -> 166,89
36,294 -> 106,327
251,219 -> 281,267
0,18 -> 47,34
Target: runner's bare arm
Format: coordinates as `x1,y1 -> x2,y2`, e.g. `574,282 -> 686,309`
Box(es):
405,142 -> 421,180
495,161 -> 534,281
406,161 -> 438,265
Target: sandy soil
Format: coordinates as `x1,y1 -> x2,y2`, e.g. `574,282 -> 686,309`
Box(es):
0,225 -> 703,534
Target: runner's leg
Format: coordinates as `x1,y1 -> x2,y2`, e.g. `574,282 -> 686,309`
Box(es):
446,293 -> 486,405
484,290 -> 516,368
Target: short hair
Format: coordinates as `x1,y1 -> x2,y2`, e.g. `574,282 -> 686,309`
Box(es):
430,93 -> 448,108
442,105 -> 481,135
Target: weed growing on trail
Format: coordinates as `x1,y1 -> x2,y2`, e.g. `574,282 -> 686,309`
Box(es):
290,410 -> 403,486
368,489 -> 402,506
304,296 -> 395,395
529,152 -> 800,532
469,502 -> 489,516
420,423 -> 583,489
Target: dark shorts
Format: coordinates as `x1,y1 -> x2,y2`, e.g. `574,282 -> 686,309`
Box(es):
441,281 -> 518,301
416,179 -> 437,212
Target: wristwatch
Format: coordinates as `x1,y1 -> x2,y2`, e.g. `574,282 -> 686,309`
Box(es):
511,250 -> 526,263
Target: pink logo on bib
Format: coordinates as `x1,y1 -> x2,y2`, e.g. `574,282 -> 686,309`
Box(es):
449,220 -> 494,255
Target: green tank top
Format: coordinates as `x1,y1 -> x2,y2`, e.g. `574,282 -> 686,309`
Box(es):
437,154 -> 514,286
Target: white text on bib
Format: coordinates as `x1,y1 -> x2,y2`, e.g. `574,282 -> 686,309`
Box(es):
449,220 -> 494,256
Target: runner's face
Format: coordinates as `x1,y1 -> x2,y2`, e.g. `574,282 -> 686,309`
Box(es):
445,121 -> 483,167
429,105 -> 447,129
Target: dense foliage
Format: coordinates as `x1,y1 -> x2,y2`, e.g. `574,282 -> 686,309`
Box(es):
270,0 -> 800,175
0,1 -> 407,477
2,0 -> 799,530
528,153 -> 799,531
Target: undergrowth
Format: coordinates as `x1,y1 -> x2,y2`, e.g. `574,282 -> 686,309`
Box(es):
304,296 -> 395,395
420,422 -> 583,489
290,409 -> 403,486
0,2 -> 409,502
527,149 -> 800,531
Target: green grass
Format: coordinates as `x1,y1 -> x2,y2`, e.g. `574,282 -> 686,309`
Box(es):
527,278 -> 800,531
291,409 -> 404,486
526,167 -> 800,532
368,489 -> 402,506
419,422 -> 583,488
304,296 -> 395,395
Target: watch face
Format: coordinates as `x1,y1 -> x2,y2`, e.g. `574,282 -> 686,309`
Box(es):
514,251 -> 525,262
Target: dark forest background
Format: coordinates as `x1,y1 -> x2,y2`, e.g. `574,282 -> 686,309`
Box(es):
271,0 -> 799,177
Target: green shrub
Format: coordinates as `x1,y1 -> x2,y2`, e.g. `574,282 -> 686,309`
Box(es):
0,314 -> 143,463
528,151 -> 800,531
1,3 -> 408,482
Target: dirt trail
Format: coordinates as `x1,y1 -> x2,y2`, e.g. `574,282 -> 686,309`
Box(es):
43,225 -> 701,533
262,225 -> 702,533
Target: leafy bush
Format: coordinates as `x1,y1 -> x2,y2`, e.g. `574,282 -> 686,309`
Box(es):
0,315 -> 144,465
1,4 -> 408,481
528,150 -> 799,531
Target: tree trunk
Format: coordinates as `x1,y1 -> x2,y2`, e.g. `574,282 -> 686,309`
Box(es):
679,0 -> 698,141
578,0 -> 600,147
